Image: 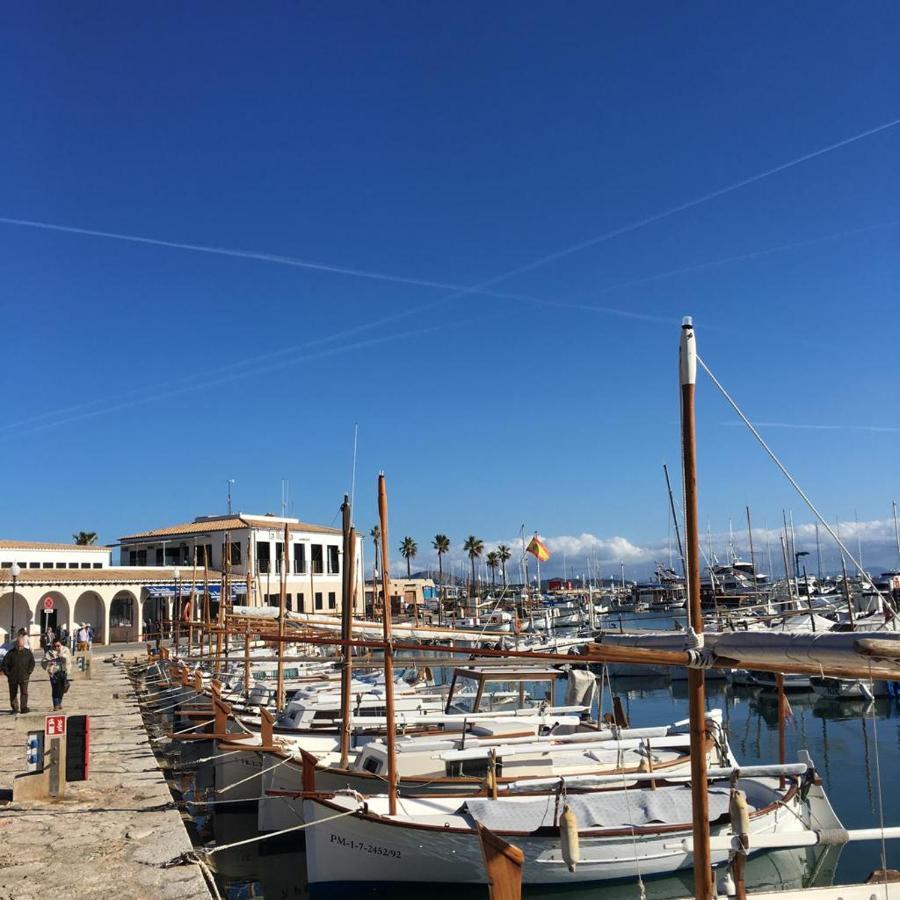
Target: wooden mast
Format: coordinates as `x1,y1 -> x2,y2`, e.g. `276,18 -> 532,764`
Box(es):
679,316 -> 713,900
339,493 -> 354,768
378,473 -> 399,815
215,532 -> 228,676
276,522 -> 288,711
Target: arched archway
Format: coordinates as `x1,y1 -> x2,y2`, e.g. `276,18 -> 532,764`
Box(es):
0,591 -> 33,643
35,590 -> 72,642
74,591 -> 105,644
109,590 -> 140,643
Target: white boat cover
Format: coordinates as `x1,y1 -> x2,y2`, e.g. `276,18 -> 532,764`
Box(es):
463,784 -> 738,832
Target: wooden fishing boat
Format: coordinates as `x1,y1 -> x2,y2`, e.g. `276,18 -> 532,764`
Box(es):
258,710 -> 734,831
302,761 -> 841,887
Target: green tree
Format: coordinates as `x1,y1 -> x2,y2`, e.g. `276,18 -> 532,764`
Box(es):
73,531 -> 98,546
497,544 -> 512,586
486,551 -> 500,589
432,534 -> 450,585
463,535 -> 484,597
400,536 -> 418,578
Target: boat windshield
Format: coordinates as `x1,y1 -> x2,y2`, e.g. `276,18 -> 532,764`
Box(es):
445,668 -> 556,714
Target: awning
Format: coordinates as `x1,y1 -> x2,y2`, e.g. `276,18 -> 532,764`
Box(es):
143,583 -> 247,599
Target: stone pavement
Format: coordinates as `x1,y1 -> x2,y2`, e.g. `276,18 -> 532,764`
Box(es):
0,649 -> 212,900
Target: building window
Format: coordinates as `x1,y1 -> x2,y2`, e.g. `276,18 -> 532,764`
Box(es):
311,544 -> 324,575
327,546 -> 340,575
296,592 -> 305,612
315,591 -> 323,610
293,543 -> 306,574
129,550 -> 137,566
165,547 -> 180,566
328,591 -> 336,610
92,563 -> 102,569
155,548 -> 163,566
43,562 -> 53,569
29,562 -> 40,569
137,549 -> 147,566
275,542 -> 284,574
257,541 -> 271,573
0,562 -> 10,568
81,562 -> 91,569
228,541 -> 242,566
68,562 -> 79,569
56,561 -> 66,568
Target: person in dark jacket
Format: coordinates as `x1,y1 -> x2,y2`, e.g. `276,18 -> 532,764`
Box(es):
2,629 -> 36,713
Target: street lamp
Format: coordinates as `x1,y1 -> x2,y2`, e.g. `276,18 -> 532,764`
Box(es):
9,562 -> 21,640
173,567 -> 181,653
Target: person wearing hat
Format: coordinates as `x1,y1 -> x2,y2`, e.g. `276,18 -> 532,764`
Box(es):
42,636 -> 72,711
1,628 -> 35,714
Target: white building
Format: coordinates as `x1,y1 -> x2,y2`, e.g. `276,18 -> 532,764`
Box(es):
0,513 -> 364,647
0,539 -> 112,571
118,513 -> 365,617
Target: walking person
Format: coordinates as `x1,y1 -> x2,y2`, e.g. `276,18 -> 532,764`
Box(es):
77,623 -> 91,651
42,636 -> 71,711
1,628 -> 35,714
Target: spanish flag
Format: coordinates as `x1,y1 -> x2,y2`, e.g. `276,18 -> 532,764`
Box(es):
526,535 -> 551,562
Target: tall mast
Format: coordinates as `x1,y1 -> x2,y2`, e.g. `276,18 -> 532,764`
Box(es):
339,493 -> 355,768
378,473 -> 399,815
893,501 -> 900,566
815,521 -> 822,580
679,316 -> 713,900
275,522 -> 288,710
746,506 -> 758,594
663,463 -> 686,578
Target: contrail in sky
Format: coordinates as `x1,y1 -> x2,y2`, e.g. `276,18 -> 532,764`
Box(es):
2,321 -> 460,441
722,421 -> 900,433
1,115 -> 897,436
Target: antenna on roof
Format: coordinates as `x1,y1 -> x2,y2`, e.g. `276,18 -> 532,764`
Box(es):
226,479 -> 235,515
281,479 -> 289,518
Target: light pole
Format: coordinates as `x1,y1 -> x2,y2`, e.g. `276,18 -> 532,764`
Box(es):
794,550 -> 810,587
9,562 -> 21,640
173,567 -> 181,653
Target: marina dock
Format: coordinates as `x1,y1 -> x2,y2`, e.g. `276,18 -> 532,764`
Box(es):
0,646 -> 212,900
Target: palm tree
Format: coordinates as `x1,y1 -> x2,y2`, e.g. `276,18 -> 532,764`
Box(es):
370,526 -> 381,566
399,536 -> 418,578
497,544 -> 512,586
432,534 -> 450,585
463,535 -> 484,597
73,531 -> 98,546
486,551 -> 500,589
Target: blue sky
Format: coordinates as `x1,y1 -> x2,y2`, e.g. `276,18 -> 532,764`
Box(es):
1,3 -> 899,576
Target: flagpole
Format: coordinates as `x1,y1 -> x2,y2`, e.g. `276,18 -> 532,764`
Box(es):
521,524 -> 529,599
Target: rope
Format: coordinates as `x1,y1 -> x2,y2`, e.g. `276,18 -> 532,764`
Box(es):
216,753 -> 293,794
201,806 -> 359,855
698,354 -> 896,623
868,662 -> 890,899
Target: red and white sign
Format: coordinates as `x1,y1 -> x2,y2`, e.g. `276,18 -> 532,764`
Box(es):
42,596 -> 54,611
45,715 -> 66,737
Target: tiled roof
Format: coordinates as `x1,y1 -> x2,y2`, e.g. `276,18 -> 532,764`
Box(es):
0,539 -> 111,553
0,567 -> 223,584
120,515 -> 340,541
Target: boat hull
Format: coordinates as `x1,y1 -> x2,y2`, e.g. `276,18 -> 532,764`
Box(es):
304,778 -> 829,886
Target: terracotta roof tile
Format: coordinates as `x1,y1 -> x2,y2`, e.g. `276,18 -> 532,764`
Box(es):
120,515 -> 340,541
0,567 -> 223,584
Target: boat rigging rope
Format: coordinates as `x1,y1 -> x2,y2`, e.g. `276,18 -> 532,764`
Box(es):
697,354 -> 896,622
